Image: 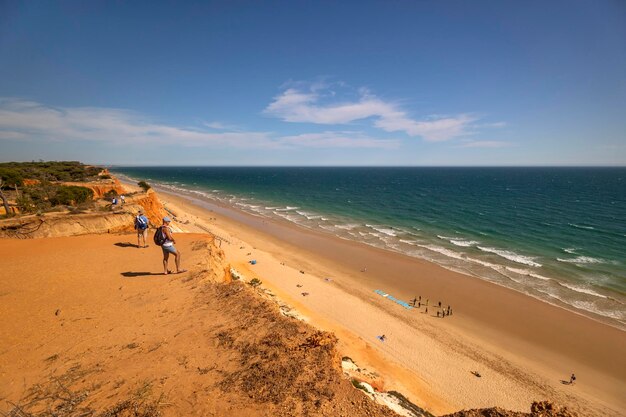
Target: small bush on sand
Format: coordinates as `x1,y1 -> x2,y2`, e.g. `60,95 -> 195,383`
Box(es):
138,181 -> 151,191
249,278 -> 262,287
104,189 -> 119,199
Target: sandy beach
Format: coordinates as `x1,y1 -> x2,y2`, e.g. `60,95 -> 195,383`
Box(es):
150,184 -> 626,416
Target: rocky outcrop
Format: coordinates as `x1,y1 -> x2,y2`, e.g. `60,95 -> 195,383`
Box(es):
442,401 -> 575,417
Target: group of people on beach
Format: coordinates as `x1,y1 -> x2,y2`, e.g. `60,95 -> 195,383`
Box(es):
409,296 -> 452,318
134,210 -> 186,275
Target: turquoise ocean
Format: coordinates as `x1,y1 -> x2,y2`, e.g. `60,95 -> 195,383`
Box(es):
112,167 -> 626,329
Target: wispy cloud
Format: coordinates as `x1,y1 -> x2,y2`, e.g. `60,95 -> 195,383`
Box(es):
203,121 -> 243,131
457,140 -> 512,148
275,131 -> 400,149
0,98 -> 267,147
264,84 -> 486,142
0,98 -> 396,150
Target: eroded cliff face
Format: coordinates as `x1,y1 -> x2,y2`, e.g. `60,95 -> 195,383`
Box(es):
62,178 -> 127,199
0,189 -> 167,239
126,189 -> 167,227
190,236 -> 231,283
0,210 -> 135,238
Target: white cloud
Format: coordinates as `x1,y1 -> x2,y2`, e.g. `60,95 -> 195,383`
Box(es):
264,85 -> 485,142
0,98 -> 395,150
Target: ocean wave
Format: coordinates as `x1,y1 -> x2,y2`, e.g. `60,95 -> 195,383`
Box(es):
569,223 -> 595,230
536,290 -> 624,321
563,247 -> 577,254
274,206 -> 299,211
417,244 -> 465,261
504,267 -> 551,281
530,273 -> 551,281
558,282 -> 608,299
450,239 -> 479,247
466,257 -> 502,270
437,235 -> 479,246
568,301 -> 625,321
366,224 -> 397,237
335,223 -> 360,230
477,246 -> 542,268
296,210 -> 323,220
505,267 -> 532,275
557,256 -> 606,265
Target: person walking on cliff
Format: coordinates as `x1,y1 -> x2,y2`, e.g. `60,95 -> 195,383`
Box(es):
134,209 -> 149,248
158,217 -> 187,274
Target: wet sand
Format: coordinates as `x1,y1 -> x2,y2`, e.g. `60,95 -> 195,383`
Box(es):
152,185 -> 626,416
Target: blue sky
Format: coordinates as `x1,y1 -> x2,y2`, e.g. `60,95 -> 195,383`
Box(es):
1,1 -> 625,166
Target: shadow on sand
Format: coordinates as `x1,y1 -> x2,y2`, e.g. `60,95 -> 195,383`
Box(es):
114,242 -> 137,248
121,271 -> 161,277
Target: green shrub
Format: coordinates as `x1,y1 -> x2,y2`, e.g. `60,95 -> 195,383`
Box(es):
138,181 -> 151,191
249,278 -> 262,287
99,174 -> 112,179
104,189 -> 119,198
16,182 -> 56,213
52,186 -> 94,205
0,161 -> 101,182
0,168 -> 23,188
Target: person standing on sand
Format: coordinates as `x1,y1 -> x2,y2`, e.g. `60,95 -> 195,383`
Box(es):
160,217 -> 187,275
569,373 -> 576,384
134,209 -> 149,248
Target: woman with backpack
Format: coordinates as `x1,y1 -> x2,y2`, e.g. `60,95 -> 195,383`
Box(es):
134,209 -> 150,248
155,217 -> 186,275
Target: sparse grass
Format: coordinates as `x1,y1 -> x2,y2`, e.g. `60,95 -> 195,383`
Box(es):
387,391 -> 435,417
0,367 -> 168,417
351,379 -> 368,391
249,278 -> 262,287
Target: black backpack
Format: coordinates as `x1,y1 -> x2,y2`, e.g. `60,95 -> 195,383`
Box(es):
153,226 -> 167,246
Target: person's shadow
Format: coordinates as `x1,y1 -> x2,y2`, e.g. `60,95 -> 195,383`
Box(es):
121,271 -> 161,277
560,380 -> 573,385
115,242 -> 137,248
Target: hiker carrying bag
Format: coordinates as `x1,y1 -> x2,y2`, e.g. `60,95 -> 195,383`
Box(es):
135,215 -> 148,230
153,226 -> 167,246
